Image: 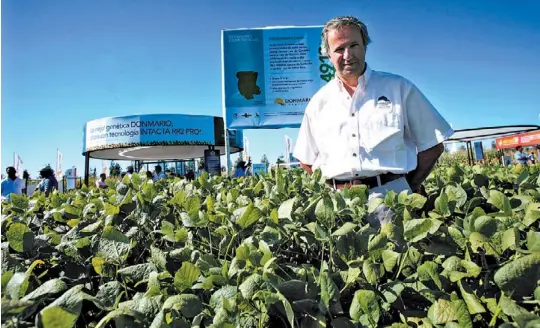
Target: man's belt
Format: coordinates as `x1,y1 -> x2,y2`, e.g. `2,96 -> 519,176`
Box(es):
327,172 -> 405,189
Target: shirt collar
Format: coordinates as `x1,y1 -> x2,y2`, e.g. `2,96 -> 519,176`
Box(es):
335,63 -> 372,92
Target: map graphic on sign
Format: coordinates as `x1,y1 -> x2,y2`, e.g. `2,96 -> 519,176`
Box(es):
237,71 -> 262,100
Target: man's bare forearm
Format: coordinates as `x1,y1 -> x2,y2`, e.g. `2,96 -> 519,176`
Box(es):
406,143 -> 444,192
300,163 -> 313,175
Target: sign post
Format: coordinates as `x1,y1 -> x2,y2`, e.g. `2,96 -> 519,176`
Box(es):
204,148 -> 222,176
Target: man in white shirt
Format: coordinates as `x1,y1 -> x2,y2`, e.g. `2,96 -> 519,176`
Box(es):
294,16 -> 453,201
1,167 -> 25,201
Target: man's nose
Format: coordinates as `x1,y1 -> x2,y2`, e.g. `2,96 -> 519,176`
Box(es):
343,48 -> 352,60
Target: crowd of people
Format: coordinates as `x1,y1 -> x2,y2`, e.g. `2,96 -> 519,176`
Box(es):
1,165 -> 59,200
1,157 -> 260,201
94,164 -> 193,190
0,164 -> 174,200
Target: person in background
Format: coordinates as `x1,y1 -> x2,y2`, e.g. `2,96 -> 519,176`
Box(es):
529,151 -> 536,165
153,165 -> 167,182
514,146 -> 528,165
1,167 -> 25,201
146,171 -> 154,182
51,169 -> 59,191
185,170 -> 195,181
50,172 -> 59,192
21,170 -> 29,194
96,173 -> 108,189
234,161 -> 247,178
126,166 -> 134,178
245,158 -> 253,176
119,166 -> 134,181
36,166 -> 58,196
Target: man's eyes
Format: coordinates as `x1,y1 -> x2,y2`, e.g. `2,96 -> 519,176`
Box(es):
334,43 -> 359,53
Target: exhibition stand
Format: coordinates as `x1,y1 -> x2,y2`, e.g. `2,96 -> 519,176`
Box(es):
82,114 -> 244,185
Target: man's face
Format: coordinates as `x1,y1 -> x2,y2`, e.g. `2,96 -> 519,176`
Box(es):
7,168 -> 16,179
326,26 -> 366,79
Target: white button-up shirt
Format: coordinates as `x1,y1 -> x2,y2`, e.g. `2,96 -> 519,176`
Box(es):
293,64 -> 454,180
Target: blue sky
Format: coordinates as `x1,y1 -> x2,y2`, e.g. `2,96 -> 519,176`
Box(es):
2,0 -> 540,177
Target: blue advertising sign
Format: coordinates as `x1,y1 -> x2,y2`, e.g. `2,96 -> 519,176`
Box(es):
83,114 -> 216,153
227,129 -> 244,150
288,153 -> 299,163
222,26 -> 334,129
473,141 -> 484,161
251,163 -> 268,176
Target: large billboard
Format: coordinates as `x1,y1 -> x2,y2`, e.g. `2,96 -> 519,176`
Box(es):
83,114 -> 216,153
222,26 -> 334,129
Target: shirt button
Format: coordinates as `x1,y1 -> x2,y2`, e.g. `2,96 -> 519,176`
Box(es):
351,113 -> 355,117
352,153 -> 357,157
352,133 -> 356,137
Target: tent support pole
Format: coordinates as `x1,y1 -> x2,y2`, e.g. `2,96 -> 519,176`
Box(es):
469,141 -> 474,165
465,142 -> 472,165
84,153 -> 90,186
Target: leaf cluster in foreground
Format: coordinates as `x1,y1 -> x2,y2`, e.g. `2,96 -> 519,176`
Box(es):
1,164 -> 540,327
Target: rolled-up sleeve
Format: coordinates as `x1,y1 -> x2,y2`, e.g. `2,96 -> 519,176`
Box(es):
293,110 -> 318,165
404,81 -> 454,152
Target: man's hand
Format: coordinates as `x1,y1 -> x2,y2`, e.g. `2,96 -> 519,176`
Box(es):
300,162 -> 313,175
406,143 -> 444,193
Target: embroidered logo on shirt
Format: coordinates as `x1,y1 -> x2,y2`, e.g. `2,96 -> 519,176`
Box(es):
376,96 -> 392,108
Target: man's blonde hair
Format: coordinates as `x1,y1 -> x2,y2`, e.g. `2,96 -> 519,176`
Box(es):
321,16 -> 371,55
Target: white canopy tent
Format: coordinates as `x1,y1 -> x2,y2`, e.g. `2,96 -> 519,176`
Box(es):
445,125 -> 540,165
446,125 -> 540,142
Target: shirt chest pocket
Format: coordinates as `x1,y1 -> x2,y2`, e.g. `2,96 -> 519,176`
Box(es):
362,105 -> 402,151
